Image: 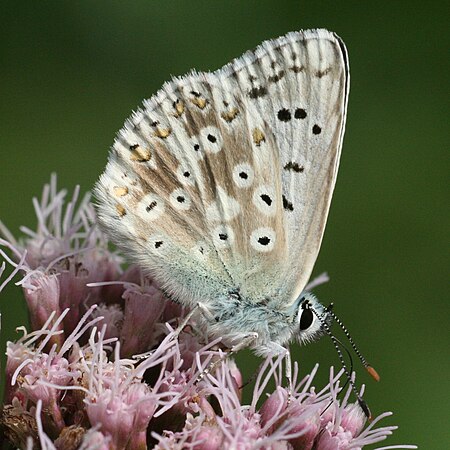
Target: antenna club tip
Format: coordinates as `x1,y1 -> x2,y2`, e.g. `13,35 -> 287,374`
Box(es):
366,365 -> 380,382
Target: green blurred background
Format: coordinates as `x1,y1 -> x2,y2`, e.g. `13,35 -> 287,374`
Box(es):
0,1 -> 448,448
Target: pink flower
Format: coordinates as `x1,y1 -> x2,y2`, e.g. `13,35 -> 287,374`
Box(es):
91,303 -> 124,340
82,326 -> 180,449
4,311 -> 66,405
260,385 -> 321,449
314,368 -> 417,450
78,429 -> 112,450
18,353 -> 76,431
0,175 -> 123,336
119,282 -> 167,357
22,271 -> 63,349
0,175 -> 92,269
154,412 -> 225,450
0,179 -> 417,450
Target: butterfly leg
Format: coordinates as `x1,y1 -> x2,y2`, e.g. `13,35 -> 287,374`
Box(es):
173,302 -> 213,337
266,342 -> 293,399
285,349 -> 293,399
198,332 -> 259,381
229,332 -> 259,354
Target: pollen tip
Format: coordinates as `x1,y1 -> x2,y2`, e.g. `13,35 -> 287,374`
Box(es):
366,365 -> 380,382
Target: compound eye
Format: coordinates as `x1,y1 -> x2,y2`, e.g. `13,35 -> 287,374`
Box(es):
299,308 -> 314,331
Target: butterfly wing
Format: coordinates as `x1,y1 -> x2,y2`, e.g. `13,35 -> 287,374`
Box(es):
95,28 -> 348,309
227,29 -> 350,302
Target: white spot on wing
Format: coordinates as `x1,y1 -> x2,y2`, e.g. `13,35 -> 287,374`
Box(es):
212,225 -> 234,249
232,163 -> 254,188
189,137 -> 204,160
199,126 -> 223,154
138,193 -> 165,221
169,188 -> 191,211
250,227 -> 276,253
252,185 -> 277,216
176,166 -> 195,186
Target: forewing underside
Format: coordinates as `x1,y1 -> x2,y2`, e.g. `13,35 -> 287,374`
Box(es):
224,29 -> 349,302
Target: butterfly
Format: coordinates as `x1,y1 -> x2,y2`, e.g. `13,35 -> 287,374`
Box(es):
95,28 -> 349,358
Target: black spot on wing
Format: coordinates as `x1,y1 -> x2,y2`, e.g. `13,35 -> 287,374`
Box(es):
260,194 -> 272,206
282,195 -> 294,212
146,201 -> 157,212
277,108 -> 291,122
290,65 -> 304,73
248,86 -> 267,99
315,67 -> 332,78
268,70 -> 285,83
294,108 -> 307,119
284,162 -> 304,173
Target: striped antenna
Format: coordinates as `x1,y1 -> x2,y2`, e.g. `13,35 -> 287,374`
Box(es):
326,303 -> 380,382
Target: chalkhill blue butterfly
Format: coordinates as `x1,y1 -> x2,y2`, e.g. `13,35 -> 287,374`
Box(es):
95,30 -> 378,413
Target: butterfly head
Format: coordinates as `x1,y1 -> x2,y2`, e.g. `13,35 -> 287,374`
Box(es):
293,292 -> 332,345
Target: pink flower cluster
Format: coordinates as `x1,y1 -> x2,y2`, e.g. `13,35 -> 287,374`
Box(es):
0,176 -> 416,450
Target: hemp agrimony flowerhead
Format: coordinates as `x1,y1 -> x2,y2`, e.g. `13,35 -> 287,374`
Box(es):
0,178 -> 417,449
